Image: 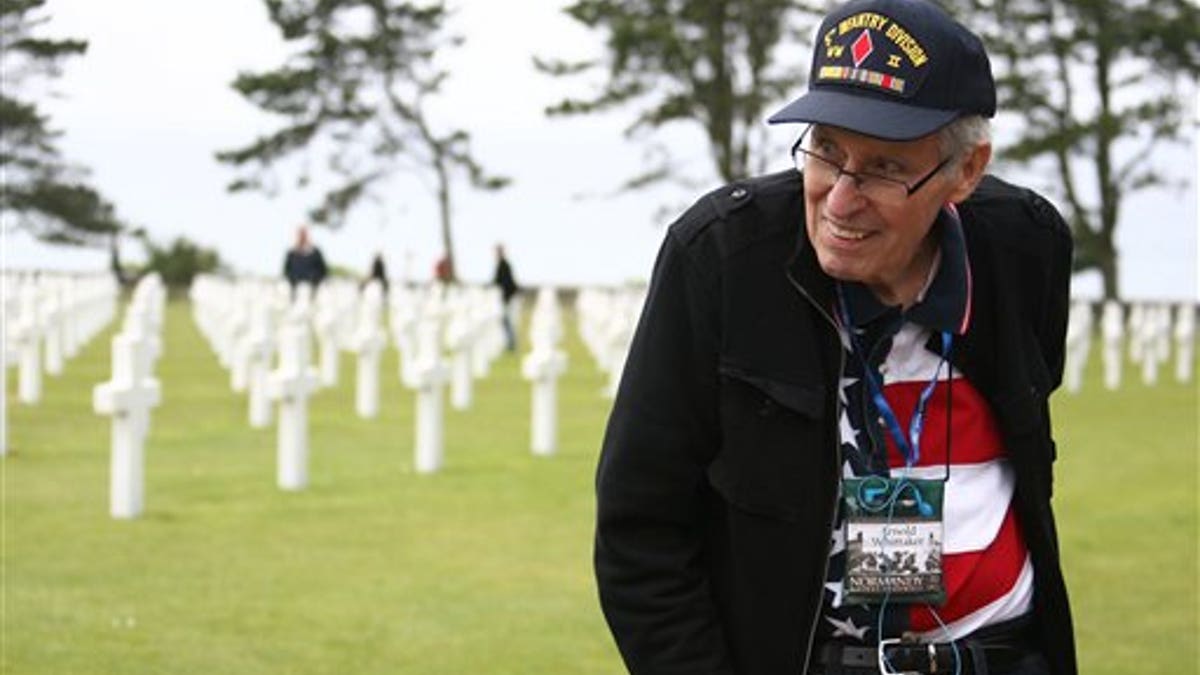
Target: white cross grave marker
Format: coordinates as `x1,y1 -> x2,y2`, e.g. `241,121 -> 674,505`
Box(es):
1,335 -> 14,456
314,304 -> 340,388
267,317 -> 319,490
1174,303 -> 1195,384
2,286 -> 17,455
404,313 -> 448,474
1100,300 -> 1124,391
42,282 -> 64,377
352,281 -> 387,418
15,284 -> 42,405
245,300 -> 276,428
1064,301 -> 1092,394
469,288 -> 499,379
93,331 -> 161,519
390,289 -> 419,386
1138,304 -> 1168,386
444,303 -> 476,411
522,288 -> 568,456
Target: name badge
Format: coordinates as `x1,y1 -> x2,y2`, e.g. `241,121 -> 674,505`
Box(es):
842,477 -> 945,606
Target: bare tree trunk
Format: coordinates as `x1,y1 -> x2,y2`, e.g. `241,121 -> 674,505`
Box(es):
1091,1 -> 1120,300
109,233 -> 125,286
435,156 -> 456,283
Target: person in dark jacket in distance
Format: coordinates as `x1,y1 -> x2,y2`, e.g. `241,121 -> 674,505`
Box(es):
593,1 -> 1076,674
282,225 -> 328,290
493,243 -> 520,351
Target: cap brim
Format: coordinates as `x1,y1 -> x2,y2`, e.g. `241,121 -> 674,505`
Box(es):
768,89 -> 960,141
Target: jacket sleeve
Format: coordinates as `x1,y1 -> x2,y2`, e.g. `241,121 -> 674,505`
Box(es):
1030,192 -> 1072,392
594,228 -> 731,674
314,249 -> 328,284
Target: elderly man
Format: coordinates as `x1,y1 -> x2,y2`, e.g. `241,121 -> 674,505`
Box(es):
593,1 -> 1076,674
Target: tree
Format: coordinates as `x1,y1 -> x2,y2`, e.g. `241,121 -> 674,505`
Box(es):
0,0 -> 127,265
944,0 -> 1200,299
141,236 -> 224,290
536,0 -> 823,192
217,0 -> 507,283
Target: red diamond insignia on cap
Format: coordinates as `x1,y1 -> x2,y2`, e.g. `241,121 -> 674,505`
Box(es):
851,30 -> 873,67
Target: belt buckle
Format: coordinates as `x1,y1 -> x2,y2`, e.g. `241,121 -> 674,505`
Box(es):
876,638 -> 924,675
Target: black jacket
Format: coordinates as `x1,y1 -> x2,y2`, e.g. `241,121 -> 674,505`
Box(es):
595,170 -> 1076,675
284,246 -> 328,287
495,258 -> 519,302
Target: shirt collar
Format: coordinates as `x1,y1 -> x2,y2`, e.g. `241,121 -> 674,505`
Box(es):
838,206 -> 973,335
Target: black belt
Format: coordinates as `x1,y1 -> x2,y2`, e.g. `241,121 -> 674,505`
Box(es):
811,617 -> 1037,675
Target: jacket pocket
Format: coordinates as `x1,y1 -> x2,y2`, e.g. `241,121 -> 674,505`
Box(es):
708,363 -> 827,521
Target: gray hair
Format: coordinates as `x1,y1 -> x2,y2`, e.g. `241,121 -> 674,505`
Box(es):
937,115 -> 991,166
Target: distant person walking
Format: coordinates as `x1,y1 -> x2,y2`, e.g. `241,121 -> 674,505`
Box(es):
366,252 -> 389,294
283,225 -> 328,290
493,244 -> 519,352
433,254 -> 453,284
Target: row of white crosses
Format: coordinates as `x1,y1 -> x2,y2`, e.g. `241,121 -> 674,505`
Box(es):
1062,299 -> 1196,393
575,286 -> 646,398
93,274 -> 166,519
396,284 -> 509,472
190,274 -> 597,485
189,275 -> 513,483
3,271 -> 120,454
391,285 -> 507,409
191,276 -> 320,489
1128,302 -> 1195,386
193,276 -> 281,427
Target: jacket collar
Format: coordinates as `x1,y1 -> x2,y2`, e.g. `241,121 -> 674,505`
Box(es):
785,174 -> 835,318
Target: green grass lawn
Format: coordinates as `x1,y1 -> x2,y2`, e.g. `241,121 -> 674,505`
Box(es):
3,300 -> 1197,674
1053,348 -> 1199,674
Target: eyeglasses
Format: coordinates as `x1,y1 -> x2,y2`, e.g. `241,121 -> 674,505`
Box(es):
791,128 -> 953,205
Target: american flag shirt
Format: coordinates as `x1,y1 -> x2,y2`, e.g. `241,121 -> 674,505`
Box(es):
816,208 -> 1034,646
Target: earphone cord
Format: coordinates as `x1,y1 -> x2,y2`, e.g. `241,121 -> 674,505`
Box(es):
878,356 -> 958,674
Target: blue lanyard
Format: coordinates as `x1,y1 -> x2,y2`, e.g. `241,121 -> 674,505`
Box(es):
836,287 -> 952,468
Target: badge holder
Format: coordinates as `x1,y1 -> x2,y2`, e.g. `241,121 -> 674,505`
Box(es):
841,475 -> 945,606
834,285 -> 959,669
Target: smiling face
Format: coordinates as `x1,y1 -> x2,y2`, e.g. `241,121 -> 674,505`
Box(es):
802,124 -> 988,306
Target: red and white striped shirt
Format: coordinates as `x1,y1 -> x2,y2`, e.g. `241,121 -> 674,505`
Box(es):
818,207 -> 1031,644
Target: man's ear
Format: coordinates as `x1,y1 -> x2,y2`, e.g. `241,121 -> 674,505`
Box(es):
946,142 -> 992,204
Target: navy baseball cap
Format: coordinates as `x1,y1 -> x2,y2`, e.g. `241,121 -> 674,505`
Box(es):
768,0 -> 995,140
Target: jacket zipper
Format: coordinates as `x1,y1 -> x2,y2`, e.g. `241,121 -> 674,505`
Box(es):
786,269 -> 844,675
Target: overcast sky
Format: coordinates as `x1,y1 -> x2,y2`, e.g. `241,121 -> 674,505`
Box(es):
5,0 -> 1198,300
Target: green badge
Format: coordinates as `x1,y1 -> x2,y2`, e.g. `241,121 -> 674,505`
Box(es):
842,476 -> 946,606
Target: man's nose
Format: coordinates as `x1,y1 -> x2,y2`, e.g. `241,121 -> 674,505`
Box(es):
824,171 -> 866,217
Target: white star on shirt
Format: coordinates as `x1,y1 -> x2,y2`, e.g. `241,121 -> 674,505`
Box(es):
838,375 -> 859,406
830,526 -> 846,557
824,581 -> 844,608
839,409 -> 860,450
825,614 -> 870,640
838,327 -> 853,352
